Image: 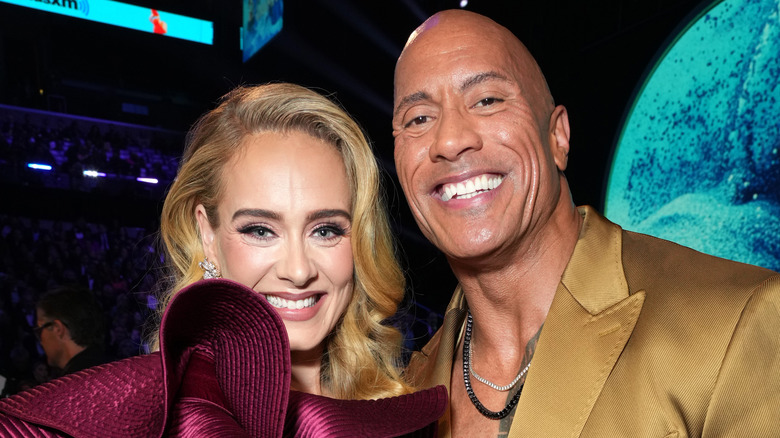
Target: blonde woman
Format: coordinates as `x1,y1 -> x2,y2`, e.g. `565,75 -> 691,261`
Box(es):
0,84 -> 446,437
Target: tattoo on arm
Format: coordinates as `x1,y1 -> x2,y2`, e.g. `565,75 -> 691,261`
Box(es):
496,324 -> 544,437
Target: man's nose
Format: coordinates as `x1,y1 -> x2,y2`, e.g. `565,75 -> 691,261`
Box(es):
429,108 -> 483,161
276,241 -> 317,287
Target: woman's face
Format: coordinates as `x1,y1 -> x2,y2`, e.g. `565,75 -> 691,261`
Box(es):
197,130 -> 354,355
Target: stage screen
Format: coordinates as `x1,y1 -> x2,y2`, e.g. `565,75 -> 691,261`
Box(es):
0,0 -> 213,45
605,0 -> 780,271
242,0 -> 283,62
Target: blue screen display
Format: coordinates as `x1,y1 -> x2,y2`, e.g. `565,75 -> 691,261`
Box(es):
605,0 -> 780,271
242,0 -> 283,62
0,0 -> 213,45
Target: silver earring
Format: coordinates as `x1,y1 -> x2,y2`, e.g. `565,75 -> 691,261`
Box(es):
199,258 -> 221,279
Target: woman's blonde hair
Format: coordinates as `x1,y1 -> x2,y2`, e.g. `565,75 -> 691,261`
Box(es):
157,83 -> 411,399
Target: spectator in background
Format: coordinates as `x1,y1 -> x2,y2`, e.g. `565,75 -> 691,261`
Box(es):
34,286 -> 109,376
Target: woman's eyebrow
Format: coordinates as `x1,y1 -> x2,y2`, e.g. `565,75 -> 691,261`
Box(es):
307,209 -> 351,222
232,208 -> 281,221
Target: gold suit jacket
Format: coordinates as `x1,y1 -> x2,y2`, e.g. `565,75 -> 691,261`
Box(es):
406,206 -> 780,437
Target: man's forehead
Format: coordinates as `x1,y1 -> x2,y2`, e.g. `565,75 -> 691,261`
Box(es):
403,12 -> 442,48
397,16 -> 518,83
395,14 -> 551,109
405,10 -> 503,47
394,36 -> 517,97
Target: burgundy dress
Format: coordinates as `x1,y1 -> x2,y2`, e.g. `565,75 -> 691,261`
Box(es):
0,279 -> 447,437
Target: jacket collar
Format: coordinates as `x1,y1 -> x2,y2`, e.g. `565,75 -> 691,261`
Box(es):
509,206 -> 645,437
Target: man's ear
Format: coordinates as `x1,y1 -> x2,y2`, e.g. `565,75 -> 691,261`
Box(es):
195,204 -> 217,262
52,319 -> 69,341
548,105 -> 571,172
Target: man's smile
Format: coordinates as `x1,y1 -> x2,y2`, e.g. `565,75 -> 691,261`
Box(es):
438,174 -> 504,201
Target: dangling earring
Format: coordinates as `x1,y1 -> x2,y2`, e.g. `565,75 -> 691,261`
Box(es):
199,258 -> 221,279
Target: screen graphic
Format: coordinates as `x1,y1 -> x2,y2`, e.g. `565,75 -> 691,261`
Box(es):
605,0 -> 780,271
242,0 -> 283,62
0,0 -> 213,45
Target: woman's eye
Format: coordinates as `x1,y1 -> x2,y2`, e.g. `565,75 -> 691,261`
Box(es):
404,115 -> 429,128
238,225 -> 274,240
313,225 -> 346,240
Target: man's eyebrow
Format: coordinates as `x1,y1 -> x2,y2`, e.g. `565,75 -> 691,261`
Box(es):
393,91 -> 430,118
307,209 -> 351,222
232,208 -> 281,221
393,72 -> 510,118
459,71 -> 510,92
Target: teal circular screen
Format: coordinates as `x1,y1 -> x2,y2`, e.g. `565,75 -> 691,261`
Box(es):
605,0 -> 780,271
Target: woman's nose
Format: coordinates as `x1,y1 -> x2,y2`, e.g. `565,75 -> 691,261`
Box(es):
276,241 -> 317,287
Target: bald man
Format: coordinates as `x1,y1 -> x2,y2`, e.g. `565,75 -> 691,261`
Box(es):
392,10 -> 780,438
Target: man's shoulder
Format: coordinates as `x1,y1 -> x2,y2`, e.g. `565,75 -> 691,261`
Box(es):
405,327 -> 445,388
64,345 -> 110,375
621,227 -> 779,292
578,206 -> 778,292
405,291 -> 468,389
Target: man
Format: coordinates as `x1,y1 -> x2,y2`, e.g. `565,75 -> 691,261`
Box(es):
392,10 -> 779,438
35,286 -> 108,376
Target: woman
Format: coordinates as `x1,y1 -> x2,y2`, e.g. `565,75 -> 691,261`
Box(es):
159,82 -> 412,399
0,84 -> 446,437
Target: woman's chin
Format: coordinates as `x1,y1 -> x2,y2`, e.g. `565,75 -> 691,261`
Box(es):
289,340 -> 326,363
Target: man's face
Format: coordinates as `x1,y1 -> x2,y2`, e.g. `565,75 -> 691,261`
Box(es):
392,14 -> 566,262
35,308 -> 65,368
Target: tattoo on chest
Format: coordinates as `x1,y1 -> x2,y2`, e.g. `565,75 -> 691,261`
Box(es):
496,324 -> 543,437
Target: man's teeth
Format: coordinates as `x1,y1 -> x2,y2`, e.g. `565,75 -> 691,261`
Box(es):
441,175 -> 503,201
265,295 -> 318,310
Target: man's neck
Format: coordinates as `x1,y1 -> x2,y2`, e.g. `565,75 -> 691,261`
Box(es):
450,201 -> 582,350
60,343 -> 88,370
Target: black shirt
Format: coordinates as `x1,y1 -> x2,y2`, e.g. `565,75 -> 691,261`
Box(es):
61,345 -> 109,375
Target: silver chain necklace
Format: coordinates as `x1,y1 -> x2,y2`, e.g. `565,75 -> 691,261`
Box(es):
468,337 -> 531,391
463,312 -> 526,419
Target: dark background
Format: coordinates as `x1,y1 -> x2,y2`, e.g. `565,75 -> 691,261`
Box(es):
0,0 -> 709,315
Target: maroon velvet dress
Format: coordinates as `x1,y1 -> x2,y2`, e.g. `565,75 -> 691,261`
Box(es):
0,279 -> 447,437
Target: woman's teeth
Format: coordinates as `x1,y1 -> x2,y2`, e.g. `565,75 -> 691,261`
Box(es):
265,295 -> 318,310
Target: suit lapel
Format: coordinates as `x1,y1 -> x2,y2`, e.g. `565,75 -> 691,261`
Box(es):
509,207 -> 645,437
422,287 -> 467,438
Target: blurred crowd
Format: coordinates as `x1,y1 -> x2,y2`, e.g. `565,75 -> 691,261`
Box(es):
0,214 -> 161,396
0,105 -> 174,395
0,105 -> 182,197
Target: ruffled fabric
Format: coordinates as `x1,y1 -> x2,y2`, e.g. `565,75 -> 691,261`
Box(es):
0,354 -> 165,437
0,279 -> 446,437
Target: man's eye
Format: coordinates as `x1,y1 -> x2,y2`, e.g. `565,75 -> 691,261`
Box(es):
405,115 -> 429,128
475,97 -> 501,107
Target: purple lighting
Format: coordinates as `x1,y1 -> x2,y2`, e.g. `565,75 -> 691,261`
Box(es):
83,170 -> 107,178
137,177 -> 159,184
27,163 -> 53,171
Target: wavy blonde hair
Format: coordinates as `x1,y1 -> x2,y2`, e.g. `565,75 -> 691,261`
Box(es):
156,83 -> 411,399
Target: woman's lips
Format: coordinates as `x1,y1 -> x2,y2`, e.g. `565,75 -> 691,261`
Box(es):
264,293 -> 324,322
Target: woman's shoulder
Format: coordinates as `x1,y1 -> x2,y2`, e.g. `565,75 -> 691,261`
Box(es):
0,353 -> 165,437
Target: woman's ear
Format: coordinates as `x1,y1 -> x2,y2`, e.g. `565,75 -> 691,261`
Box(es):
195,204 -> 217,261
548,105 -> 571,172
